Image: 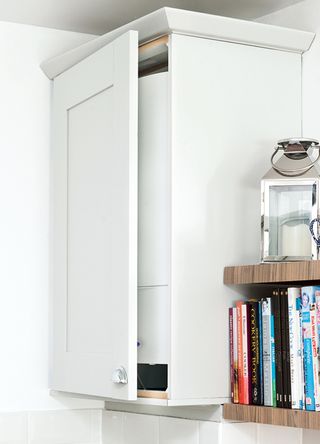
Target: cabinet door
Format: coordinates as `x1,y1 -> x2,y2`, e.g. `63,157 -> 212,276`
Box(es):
51,31 -> 138,400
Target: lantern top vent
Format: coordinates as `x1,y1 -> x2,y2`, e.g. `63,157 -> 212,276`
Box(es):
265,137 -> 320,179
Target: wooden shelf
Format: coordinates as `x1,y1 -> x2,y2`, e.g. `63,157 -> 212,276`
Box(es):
137,389 -> 168,400
224,261 -> 320,285
223,403 -> 320,430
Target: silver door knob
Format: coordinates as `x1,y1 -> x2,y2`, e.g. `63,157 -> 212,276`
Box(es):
111,366 -> 128,384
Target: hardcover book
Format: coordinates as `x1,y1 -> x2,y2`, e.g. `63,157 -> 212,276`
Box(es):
301,286 -> 316,411
310,306 -> 320,411
271,313 -> 276,406
272,290 -> 283,408
249,301 -> 261,405
229,308 -> 234,402
262,297 -> 274,406
236,301 -> 244,404
233,306 -> 239,403
258,300 -> 264,405
280,290 -> 291,408
288,287 -> 303,409
242,303 -> 250,404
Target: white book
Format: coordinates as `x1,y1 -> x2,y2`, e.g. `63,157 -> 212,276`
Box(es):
310,307 -> 320,411
288,287 -> 303,409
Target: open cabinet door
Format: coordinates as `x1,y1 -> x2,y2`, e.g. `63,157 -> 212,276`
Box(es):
51,31 -> 138,400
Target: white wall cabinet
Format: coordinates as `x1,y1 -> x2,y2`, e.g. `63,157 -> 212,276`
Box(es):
45,8 -> 314,406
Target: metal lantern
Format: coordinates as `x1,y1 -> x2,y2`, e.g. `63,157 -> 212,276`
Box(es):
261,138 -> 320,262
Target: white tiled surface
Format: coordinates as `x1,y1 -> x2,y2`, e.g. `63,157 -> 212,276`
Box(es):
102,410 -> 221,444
28,409 -> 101,444
3,408 -> 320,444
199,421 -> 220,444
102,411 -> 123,444
303,428 -> 320,444
124,413 -> 159,444
257,423 -> 302,444
0,409 -> 101,444
101,410 -> 320,444
159,417 -> 199,444
0,412 -> 27,444
220,422 -> 257,444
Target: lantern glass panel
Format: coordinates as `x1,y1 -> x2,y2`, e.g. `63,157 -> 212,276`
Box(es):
269,184 -> 313,258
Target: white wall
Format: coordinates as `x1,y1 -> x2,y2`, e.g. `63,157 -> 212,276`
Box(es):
0,19 -> 103,411
257,0 -> 320,141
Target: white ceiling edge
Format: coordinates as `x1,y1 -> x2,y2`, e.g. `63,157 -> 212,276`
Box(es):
41,7 -> 315,80
0,0 -> 304,35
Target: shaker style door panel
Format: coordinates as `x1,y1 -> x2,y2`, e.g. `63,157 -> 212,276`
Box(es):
51,31 -> 138,400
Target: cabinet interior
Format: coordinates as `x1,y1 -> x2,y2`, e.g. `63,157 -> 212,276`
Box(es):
137,50 -> 169,399
139,35 -> 168,77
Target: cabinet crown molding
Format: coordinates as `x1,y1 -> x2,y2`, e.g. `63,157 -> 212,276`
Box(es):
41,7 -> 315,80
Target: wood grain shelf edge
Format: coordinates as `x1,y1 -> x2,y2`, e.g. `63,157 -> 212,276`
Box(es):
137,389 -> 168,400
224,261 -> 320,285
223,404 -> 320,430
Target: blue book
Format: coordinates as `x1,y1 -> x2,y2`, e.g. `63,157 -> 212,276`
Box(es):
301,286 -> 318,411
303,333 -> 315,410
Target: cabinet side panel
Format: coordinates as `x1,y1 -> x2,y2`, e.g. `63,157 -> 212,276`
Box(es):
169,34 -> 301,400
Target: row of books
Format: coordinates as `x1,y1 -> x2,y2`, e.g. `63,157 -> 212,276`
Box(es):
229,286 -> 320,410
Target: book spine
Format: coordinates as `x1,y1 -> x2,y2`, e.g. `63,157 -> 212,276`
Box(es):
284,289 -> 292,409
311,307 -> 320,411
304,327 -> 315,410
247,303 -> 253,404
280,291 -> 289,408
233,307 -> 239,403
316,292 -> 320,411
302,287 -> 315,411
313,288 -> 320,411
259,301 -> 264,405
271,313 -> 276,407
250,302 -> 260,405
262,298 -> 273,406
229,308 -> 234,403
236,301 -> 244,404
272,290 -> 283,408
288,287 -> 301,409
242,303 -> 249,404
298,305 -> 305,410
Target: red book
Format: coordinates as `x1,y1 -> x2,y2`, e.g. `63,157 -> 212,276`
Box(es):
236,301 -> 244,403
246,303 -> 252,404
242,303 -> 250,404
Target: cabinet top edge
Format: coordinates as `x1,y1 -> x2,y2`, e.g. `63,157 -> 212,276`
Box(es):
41,7 -> 315,80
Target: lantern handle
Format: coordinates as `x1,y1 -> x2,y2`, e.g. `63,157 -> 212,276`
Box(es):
271,146 -> 320,177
